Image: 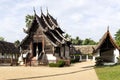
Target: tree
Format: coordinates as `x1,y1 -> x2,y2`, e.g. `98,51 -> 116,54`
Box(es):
14,40 -> 20,47
25,14 -> 34,28
115,29 -> 120,47
0,37 -> 4,41
64,33 -> 71,40
71,36 -> 83,45
82,38 -> 97,45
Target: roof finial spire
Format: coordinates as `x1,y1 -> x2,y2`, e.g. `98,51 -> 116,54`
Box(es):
33,7 -> 36,15
40,7 -> 43,15
46,7 -> 49,15
107,26 -> 109,32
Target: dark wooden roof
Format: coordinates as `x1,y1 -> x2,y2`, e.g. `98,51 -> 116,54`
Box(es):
20,10 -> 70,47
95,29 -> 120,51
0,41 -> 19,54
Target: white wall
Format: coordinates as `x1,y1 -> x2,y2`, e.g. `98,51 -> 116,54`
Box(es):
113,49 -> 119,63
46,54 -> 56,63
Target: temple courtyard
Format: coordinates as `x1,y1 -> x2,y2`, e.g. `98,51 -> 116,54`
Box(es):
0,61 -> 98,80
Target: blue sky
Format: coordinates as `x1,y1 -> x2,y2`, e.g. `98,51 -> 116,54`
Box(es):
0,0 -> 120,42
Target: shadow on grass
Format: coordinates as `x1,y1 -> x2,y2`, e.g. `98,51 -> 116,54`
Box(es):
94,64 -> 120,69
7,68 -> 93,80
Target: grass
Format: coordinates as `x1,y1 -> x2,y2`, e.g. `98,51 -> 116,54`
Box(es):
95,65 -> 120,80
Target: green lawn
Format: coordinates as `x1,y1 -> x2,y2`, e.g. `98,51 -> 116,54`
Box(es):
95,65 -> 120,80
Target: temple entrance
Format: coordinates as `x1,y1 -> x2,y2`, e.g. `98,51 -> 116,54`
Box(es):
33,43 -> 42,57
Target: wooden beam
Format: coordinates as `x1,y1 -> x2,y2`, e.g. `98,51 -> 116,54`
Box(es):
42,36 -> 45,53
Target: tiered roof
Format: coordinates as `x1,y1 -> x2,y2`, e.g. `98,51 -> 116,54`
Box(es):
21,9 -> 71,47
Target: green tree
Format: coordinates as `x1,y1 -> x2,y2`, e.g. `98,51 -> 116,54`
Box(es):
71,36 -> 83,45
0,37 -> 4,41
25,14 -> 34,28
64,33 -> 71,40
82,38 -> 97,45
115,29 -> 120,46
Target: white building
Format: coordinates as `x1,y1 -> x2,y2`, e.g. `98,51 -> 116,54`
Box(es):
94,28 -> 120,64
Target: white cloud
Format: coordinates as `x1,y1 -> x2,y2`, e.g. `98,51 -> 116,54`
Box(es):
0,0 -> 120,42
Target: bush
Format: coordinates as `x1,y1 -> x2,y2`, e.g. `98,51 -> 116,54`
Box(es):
49,60 -> 65,67
117,57 -> 120,64
57,60 -> 65,67
49,63 -> 57,67
95,57 -> 104,66
71,59 -> 75,63
71,58 -> 79,63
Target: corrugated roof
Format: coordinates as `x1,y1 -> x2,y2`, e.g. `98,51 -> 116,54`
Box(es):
74,45 -> 96,54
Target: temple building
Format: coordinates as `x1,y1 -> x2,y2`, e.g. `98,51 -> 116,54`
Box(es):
0,41 -> 19,66
19,9 -> 71,65
94,28 -> 120,64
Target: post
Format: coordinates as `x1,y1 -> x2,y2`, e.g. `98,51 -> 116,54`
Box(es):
25,58 -> 27,66
29,41 -> 33,66
42,36 -> 45,53
93,56 -> 95,62
10,54 -> 13,66
79,55 -> 82,61
86,55 -> 88,61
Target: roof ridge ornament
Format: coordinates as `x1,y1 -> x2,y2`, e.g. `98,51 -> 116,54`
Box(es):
46,7 -> 49,15
33,7 -> 36,15
40,7 -> 43,15
107,26 -> 109,32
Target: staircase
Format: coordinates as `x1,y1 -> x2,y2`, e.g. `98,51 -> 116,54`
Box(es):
29,52 -> 47,66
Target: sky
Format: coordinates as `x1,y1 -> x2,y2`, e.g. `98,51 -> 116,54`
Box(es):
0,0 -> 120,42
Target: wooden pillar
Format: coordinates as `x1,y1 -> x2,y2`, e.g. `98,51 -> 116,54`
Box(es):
10,54 -> 13,66
4,53 -> 7,63
63,46 -> 65,59
86,55 -> 88,61
15,53 -> 18,66
53,47 -> 55,54
25,58 -> 27,66
30,41 -> 33,57
29,41 -> 33,66
1,53 -> 3,63
42,36 -> 45,53
59,47 -> 61,58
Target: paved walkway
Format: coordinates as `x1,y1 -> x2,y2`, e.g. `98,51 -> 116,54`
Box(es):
0,61 -> 99,80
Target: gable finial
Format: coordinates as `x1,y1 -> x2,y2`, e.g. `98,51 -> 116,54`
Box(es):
33,7 -> 36,15
46,7 -> 49,15
40,7 -> 43,15
107,26 -> 109,32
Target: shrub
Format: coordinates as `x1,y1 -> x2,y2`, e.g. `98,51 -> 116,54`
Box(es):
49,63 -> 57,67
71,59 -> 75,63
117,57 -> 120,64
49,60 -> 65,67
57,60 -> 65,67
71,58 -> 79,64
95,57 -> 104,66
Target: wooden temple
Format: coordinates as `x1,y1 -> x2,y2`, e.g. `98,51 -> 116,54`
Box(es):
0,41 -> 19,66
19,9 -> 71,65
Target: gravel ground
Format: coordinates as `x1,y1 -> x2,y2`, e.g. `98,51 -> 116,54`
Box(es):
0,61 -> 99,80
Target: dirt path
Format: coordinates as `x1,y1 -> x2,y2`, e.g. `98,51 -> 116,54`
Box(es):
0,61 -> 99,80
